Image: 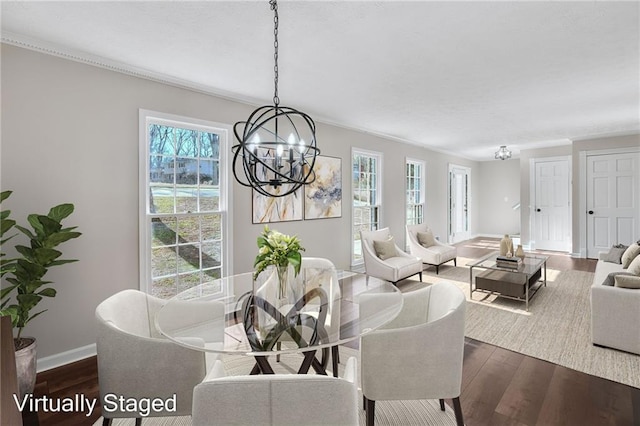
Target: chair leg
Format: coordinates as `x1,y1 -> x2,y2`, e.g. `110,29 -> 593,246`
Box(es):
135,418 -> 142,426
365,397 -> 375,426
363,395 -> 367,410
454,258 -> 457,267
276,341 -> 281,362
331,345 -> 339,377
436,264 -> 440,274
452,397 -> 464,426
102,418 -> 112,426
419,271 -> 423,281
439,399 -> 445,411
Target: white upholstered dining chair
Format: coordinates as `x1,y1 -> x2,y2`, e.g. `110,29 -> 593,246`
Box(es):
95,289 -> 224,426
406,223 -> 457,274
359,281 -> 466,426
192,357 -> 359,426
360,227 -> 423,284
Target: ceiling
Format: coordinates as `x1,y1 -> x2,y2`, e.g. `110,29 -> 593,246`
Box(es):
2,1 -> 639,161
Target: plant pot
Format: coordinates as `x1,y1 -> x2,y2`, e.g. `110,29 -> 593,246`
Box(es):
15,337 -> 37,398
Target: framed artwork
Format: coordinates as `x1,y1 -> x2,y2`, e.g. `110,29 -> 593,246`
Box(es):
304,155 -> 342,220
252,187 -> 304,223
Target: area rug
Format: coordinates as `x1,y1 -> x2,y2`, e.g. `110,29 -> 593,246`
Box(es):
94,346 -> 459,426
403,261 -> 640,389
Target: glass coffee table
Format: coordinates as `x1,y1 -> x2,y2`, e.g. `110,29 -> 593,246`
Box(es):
467,251 -> 548,311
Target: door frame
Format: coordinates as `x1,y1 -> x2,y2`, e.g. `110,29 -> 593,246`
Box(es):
528,156 -> 572,252
448,163 -> 471,244
579,146 -> 640,258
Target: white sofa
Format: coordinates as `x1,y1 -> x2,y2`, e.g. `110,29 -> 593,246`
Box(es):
590,256 -> 640,355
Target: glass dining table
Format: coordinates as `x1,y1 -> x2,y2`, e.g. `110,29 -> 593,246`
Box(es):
154,269 -> 403,376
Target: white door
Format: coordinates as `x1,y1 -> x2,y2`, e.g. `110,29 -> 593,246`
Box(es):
449,165 -> 471,243
534,159 -> 571,252
587,152 -> 640,258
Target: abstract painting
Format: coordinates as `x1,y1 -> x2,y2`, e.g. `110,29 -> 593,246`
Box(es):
252,187 -> 304,223
304,156 -> 342,219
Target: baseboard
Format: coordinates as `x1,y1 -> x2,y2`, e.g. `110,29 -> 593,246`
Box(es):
37,343 -> 96,373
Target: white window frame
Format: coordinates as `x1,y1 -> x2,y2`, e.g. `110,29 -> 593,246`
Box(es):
351,148 -> 383,267
139,109 -> 233,296
405,157 -> 425,226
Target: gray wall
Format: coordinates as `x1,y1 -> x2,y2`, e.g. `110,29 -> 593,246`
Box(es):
1,44 -> 485,361
476,159 -> 520,236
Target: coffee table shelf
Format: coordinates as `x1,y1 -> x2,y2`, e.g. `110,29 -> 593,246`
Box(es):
467,251 -> 548,311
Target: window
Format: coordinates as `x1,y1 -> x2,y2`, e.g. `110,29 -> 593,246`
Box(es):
406,158 -> 425,226
352,149 -> 382,265
140,110 -> 231,298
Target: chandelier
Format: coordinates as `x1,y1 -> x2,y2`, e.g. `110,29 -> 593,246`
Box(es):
232,0 -> 319,198
494,145 -> 512,160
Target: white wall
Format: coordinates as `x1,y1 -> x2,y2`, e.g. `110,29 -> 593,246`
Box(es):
1,44 -> 481,362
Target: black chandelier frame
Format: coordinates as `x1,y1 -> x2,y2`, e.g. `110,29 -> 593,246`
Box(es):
231,0 -> 319,198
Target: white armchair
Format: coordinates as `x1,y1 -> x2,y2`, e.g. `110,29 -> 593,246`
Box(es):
95,289 -> 224,425
406,223 -> 457,274
360,228 -> 423,284
192,357 -> 359,426
360,282 -> 466,426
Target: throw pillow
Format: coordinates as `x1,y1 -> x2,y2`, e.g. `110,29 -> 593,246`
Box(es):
621,243 -> 640,269
602,272 -> 636,286
373,238 -> 397,260
614,274 -> 640,289
627,254 -> 640,276
600,245 -> 628,264
417,230 -> 435,248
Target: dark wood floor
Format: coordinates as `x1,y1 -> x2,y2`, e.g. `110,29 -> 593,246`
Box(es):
25,238 -> 639,426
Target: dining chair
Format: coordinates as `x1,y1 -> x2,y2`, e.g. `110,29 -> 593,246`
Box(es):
95,289 -> 224,426
266,257 -> 342,375
359,281 -> 466,426
360,227 -> 423,284
191,357 -> 359,426
406,223 -> 457,274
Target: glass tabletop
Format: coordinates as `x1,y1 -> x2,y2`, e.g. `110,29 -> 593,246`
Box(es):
154,269 -> 403,356
467,251 -> 548,278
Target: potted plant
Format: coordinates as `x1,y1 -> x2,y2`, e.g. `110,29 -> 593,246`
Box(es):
0,190 -> 82,397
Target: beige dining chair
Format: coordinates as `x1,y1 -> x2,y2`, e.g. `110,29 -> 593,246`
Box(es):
95,289 -> 224,426
192,357 -> 359,426
360,281 -> 466,426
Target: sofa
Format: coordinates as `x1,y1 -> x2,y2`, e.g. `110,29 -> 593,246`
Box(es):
590,253 -> 640,355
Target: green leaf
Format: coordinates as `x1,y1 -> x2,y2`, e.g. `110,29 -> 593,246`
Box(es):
0,306 -> 19,324
1,284 -> 18,300
14,225 -> 36,240
33,247 -> 62,265
45,231 -> 82,247
0,190 -> 12,203
27,309 -> 47,324
38,288 -> 56,297
48,259 -> 78,267
38,216 -> 62,236
15,245 -> 35,261
48,204 -> 74,222
16,293 -> 42,309
27,214 -> 45,236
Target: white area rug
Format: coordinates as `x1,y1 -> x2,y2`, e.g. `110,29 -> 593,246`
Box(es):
406,260 -> 640,389
95,346 -> 459,425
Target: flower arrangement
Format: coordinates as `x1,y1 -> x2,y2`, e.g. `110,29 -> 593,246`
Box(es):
253,225 -> 305,280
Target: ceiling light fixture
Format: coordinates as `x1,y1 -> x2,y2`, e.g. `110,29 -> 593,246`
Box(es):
232,0 -> 319,198
494,145 -> 512,160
